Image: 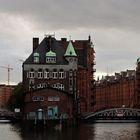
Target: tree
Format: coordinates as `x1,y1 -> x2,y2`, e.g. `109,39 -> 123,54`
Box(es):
7,82 -> 24,111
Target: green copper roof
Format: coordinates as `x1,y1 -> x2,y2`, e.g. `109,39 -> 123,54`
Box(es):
33,52 -> 39,57
64,41 -> 77,57
137,57 -> 140,62
46,50 -> 56,57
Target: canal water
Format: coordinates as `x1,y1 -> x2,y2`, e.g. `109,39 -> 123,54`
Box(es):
0,121 -> 140,140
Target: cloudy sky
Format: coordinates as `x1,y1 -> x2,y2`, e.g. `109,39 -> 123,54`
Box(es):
0,0 -> 140,84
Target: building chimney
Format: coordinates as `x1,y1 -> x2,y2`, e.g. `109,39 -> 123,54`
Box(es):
61,38 -> 67,42
33,38 -> 39,51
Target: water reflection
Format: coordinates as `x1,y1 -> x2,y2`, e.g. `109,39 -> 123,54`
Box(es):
1,121 -> 140,140
14,123 -> 94,140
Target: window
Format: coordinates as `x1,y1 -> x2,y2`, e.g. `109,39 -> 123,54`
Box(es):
52,83 -> 64,91
59,84 -> 64,91
53,96 -> 60,101
29,69 -> 35,78
38,69 -> 43,79
32,96 -> 44,101
44,69 -> 49,79
59,69 -> 64,79
34,56 -> 39,63
46,57 -> 56,63
69,78 -> 73,86
33,53 -> 39,63
48,96 -> 60,102
37,84 -> 42,89
29,79 -> 35,90
52,69 -> 58,79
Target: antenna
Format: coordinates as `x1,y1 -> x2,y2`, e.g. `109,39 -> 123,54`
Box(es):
107,66 -> 109,76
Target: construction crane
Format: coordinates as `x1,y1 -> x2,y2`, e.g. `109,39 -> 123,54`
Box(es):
0,65 -> 13,85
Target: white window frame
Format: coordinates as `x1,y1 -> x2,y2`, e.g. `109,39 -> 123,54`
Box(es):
38,71 -> 43,79
32,96 -> 44,101
48,96 -> 60,102
53,71 -> 58,79
46,57 -> 50,63
46,57 -> 56,63
59,84 -> 64,91
29,71 -> 35,78
59,71 -> 64,79
34,56 -> 39,63
44,71 -> 49,79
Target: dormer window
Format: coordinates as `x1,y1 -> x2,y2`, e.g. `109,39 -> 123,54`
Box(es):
33,52 -> 39,63
46,50 -> 56,63
46,57 -> 56,63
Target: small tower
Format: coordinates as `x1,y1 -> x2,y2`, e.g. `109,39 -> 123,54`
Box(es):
64,41 -> 77,66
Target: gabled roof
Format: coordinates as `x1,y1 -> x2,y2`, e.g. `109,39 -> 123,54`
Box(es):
64,41 -> 77,57
24,37 -> 68,65
23,36 -> 93,68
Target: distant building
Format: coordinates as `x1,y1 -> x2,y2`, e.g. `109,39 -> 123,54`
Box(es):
22,35 -> 95,120
136,58 -> 140,108
0,85 -> 15,108
95,70 -> 136,111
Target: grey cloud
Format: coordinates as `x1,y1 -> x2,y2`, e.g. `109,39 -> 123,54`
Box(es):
0,0 -> 140,31
0,0 -> 140,83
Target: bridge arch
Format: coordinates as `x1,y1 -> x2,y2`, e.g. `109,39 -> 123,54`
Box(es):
84,108 -> 140,120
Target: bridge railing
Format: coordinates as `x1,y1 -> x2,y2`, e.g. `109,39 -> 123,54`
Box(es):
84,108 -> 140,120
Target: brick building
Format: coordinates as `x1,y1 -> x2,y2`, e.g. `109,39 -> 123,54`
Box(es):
0,85 -> 15,108
94,70 -> 136,111
22,35 -> 95,120
136,58 -> 140,108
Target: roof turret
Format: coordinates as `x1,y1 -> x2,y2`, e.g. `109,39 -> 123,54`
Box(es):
64,41 -> 77,57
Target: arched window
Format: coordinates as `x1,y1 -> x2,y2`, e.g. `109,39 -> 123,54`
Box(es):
33,52 -> 39,63
59,69 -> 64,79
52,69 -> 58,79
38,69 -> 43,79
44,69 -> 49,79
29,68 -> 35,78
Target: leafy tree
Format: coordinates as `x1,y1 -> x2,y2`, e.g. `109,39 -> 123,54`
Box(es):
7,82 -> 24,111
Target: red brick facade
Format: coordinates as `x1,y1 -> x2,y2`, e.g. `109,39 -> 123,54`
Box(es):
23,88 -> 73,119
22,36 -> 95,120
0,85 -> 15,107
136,58 -> 140,108
94,70 -> 136,111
